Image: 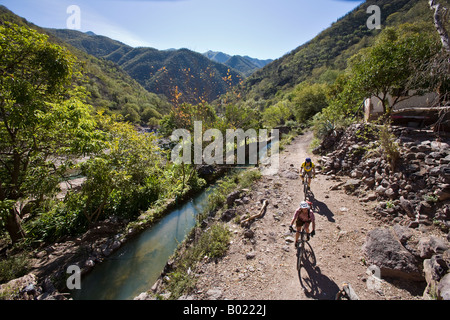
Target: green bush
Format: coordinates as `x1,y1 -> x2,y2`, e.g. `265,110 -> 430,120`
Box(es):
206,177 -> 238,212
24,198 -> 87,243
0,254 -> 30,284
237,169 -> 262,189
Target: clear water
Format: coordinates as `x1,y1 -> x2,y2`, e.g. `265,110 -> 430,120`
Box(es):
71,187 -> 213,300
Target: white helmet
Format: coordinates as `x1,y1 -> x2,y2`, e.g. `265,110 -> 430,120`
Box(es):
300,201 -> 310,209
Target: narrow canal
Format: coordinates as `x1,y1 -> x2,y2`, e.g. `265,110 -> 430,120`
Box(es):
71,187 -> 213,300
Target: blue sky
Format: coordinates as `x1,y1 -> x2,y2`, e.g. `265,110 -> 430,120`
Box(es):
0,0 -> 364,59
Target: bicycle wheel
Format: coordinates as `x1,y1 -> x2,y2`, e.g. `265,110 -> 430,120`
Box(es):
303,181 -> 308,200
296,244 -> 302,271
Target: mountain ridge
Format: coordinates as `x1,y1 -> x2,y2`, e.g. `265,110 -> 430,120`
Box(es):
203,50 -> 273,77
46,28 -> 243,104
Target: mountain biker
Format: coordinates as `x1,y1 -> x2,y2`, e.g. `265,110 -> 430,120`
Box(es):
300,157 -> 316,188
290,201 -> 316,247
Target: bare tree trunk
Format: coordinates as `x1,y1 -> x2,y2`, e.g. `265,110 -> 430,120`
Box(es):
430,0 -> 450,52
5,208 -> 26,244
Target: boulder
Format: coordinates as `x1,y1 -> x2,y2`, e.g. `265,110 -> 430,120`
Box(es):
282,170 -> 299,180
226,191 -> 241,207
343,179 -> 360,192
438,273 -> 450,300
418,237 -> 449,259
435,184 -> 450,202
362,228 -> 424,281
399,196 -> 415,218
417,201 -> 434,217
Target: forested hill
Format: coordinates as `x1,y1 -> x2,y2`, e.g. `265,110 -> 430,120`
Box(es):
47,28 -> 243,105
0,5 -> 172,126
238,0 -> 446,103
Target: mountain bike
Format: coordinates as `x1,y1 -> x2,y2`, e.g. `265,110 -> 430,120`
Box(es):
301,174 -> 313,200
289,226 -> 313,272
289,226 -> 317,295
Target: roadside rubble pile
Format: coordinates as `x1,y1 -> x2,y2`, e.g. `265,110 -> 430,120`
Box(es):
316,123 -> 450,299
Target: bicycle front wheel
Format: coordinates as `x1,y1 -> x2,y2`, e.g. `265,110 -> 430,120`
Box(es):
296,245 -> 302,271
303,182 -> 308,200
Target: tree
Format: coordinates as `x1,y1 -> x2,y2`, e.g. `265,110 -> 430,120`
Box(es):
0,23 -> 100,243
291,82 -> 329,123
78,113 -> 163,223
348,24 -> 441,115
262,101 -> 292,128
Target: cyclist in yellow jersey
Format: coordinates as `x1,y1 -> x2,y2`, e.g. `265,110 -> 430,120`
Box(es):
300,157 -> 316,187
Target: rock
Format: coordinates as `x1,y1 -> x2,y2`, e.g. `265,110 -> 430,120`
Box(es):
424,254 -> 450,300
245,252 -> 256,260
375,185 -> 387,197
343,179 -> 360,192
431,141 -> 450,151
399,197 -> 415,218
221,209 -> 237,222
375,171 -> 383,183
0,273 -> 41,300
438,273 -> 450,300
435,184 -> 450,201
362,228 -> 424,281
282,170 -> 299,180
363,177 -> 376,189
243,229 -> 255,239
417,201 -> 434,217
151,279 -> 163,293
206,288 -> 223,300
134,292 -> 155,300
385,188 -> 398,200
226,191 -> 241,207
284,236 -> 295,243
393,224 -> 413,245
418,237 -> 449,259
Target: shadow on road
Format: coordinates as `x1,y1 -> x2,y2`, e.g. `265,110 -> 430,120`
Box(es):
297,244 -> 340,300
310,198 -> 335,223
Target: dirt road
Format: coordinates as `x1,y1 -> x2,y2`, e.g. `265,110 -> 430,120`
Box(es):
192,132 -> 423,300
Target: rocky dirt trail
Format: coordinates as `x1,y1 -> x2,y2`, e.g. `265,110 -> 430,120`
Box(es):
190,131 -> 424,300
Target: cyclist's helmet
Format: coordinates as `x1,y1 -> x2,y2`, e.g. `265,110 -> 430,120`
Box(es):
305,157 -> 311,163
300,201 -> 310,209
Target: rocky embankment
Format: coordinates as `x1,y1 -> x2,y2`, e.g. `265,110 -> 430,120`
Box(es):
316,123 -> 450,299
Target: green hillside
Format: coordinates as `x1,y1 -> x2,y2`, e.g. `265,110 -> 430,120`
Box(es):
47,29 -> 243,105
0,5 -> 171,126
238,0 -> 446,104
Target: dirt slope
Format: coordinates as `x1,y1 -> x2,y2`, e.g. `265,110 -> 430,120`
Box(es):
191,132 -> 424,300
